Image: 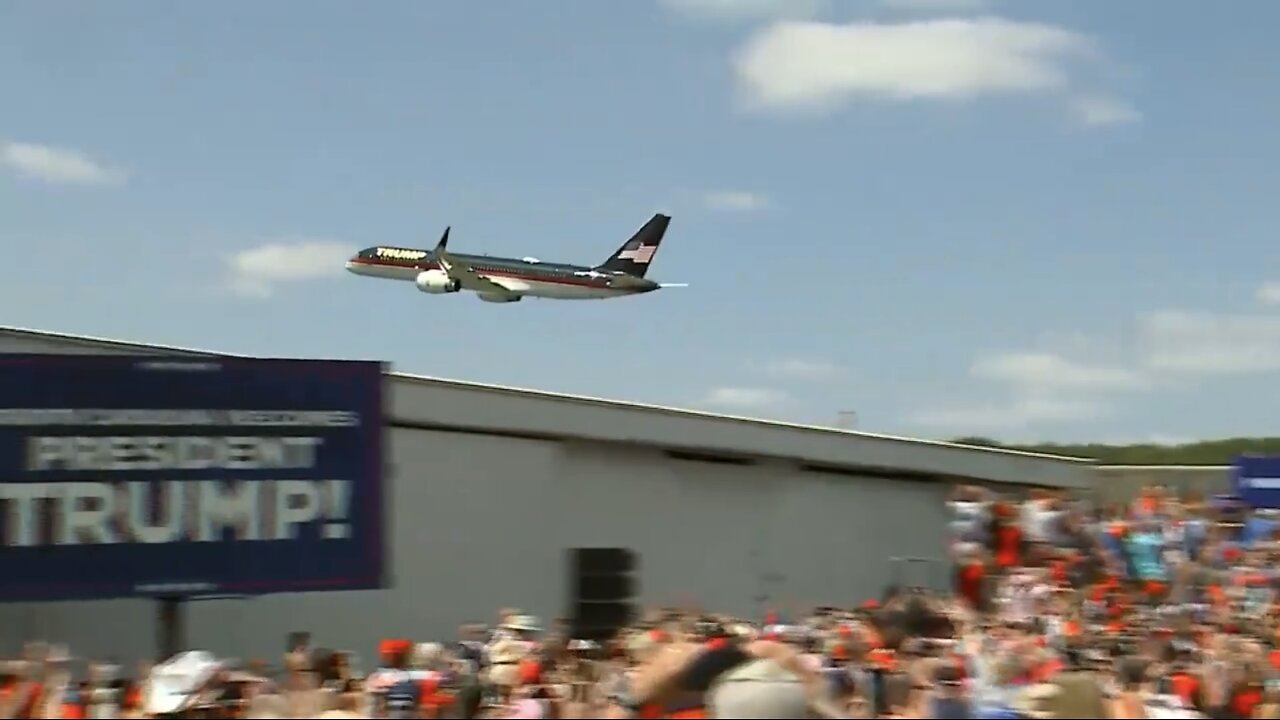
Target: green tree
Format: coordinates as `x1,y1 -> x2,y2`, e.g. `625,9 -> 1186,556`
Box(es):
949,437 -> 1280,465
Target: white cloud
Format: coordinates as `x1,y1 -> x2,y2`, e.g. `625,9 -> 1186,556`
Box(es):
971,352 -> 1147,391
1137,310 -> 1280,375
1071,94 -> 1141,127
703,190 -> 770,212
223,239 -> 354,298
657,0 -> 827,23
1257,282 -> 1280,305
912,395 -> 1105,430
732,17 -> 1133,125
879,0 -> 992,14
702,386 -> 788,409
758,358 -> 845,381
911,352 -> 1142,431
911,294 -> 1280,434
0,141 -> 125,186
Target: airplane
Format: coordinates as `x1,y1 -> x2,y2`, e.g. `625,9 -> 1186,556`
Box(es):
344,213 -> 684,303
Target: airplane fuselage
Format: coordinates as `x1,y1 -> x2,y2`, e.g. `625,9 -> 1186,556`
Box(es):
346,246 -> 660,301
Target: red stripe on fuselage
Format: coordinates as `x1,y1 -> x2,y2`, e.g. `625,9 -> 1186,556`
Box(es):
349,258 -> 613,289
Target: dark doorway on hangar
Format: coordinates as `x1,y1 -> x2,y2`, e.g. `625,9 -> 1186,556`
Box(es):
568,547 -> 638,641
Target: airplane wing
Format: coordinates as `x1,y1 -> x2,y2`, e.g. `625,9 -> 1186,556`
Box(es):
433,227 -> 519,299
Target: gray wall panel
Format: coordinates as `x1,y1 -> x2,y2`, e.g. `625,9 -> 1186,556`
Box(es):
381,428 -> 564,635
551,444 -> 778,617
550,446 -> 951,619
760,471 -> 950,607
391,379 -> 1094,489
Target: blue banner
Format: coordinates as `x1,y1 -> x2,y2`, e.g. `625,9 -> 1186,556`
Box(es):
0,355 -> 385,601
1234,456 -> 1280,509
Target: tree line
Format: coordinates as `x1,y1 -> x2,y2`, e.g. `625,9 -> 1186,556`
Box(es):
949,437 -> 1280,465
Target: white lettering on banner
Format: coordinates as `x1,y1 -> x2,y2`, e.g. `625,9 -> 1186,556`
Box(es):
26,436 -> 323,472
0,409 -> 361,427
1248,477 -> 1280,489
127,480 -> 184,544
0,479 -> 354,547
199,481 -> 261,541
1,483 -> 47,547
273,479 -> 319,540
59,482 -> 118,545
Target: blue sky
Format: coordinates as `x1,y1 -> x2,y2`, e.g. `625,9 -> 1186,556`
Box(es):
3,0 -> 1279,444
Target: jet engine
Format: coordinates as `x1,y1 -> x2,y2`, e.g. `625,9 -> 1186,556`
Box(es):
415,270 -> 460,294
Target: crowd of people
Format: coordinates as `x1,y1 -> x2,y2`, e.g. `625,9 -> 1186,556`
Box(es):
3,483 -> 1277,718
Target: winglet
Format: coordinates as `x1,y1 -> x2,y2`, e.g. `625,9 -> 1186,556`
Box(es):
436,226 -> 451,251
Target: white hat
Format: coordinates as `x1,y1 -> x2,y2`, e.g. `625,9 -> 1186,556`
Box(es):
504,615 -> 541,632
46,645 -> 72,664
144,651 -> 221,716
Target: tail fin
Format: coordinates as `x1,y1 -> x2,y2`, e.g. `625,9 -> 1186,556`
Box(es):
596,213 -> 671,278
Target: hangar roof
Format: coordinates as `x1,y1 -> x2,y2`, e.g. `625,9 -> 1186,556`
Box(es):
0,325 -> 1095,489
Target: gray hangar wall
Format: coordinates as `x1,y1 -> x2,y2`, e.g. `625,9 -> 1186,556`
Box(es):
0,326 -> 1092,664
0,425 -> 949,663
389,429 -> 952,620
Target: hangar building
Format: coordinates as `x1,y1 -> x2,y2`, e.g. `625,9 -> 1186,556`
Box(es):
0,326 -> 1093,662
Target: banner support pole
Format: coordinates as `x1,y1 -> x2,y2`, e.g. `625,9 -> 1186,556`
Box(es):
157,596 -> 186,661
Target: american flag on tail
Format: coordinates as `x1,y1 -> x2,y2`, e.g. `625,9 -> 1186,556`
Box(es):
618,244 -> 656,264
